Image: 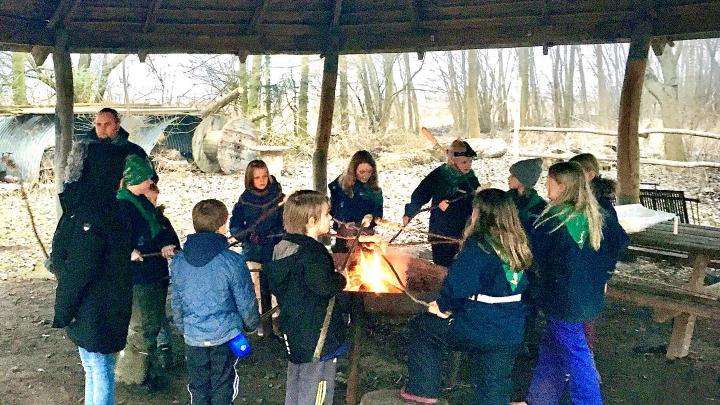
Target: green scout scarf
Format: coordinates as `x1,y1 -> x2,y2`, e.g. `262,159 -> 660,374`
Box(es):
117,188 -> 163,238
524,188 -> 545,211
123,155 -> 154,186
483,234 -> 523,292
546,203 -> 589,249
355,182 -> 383,206
439,163 -> 476,196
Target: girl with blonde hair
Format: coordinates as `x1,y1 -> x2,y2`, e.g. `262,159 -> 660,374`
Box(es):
521,161 -> 628,405
402,188 -> 532,404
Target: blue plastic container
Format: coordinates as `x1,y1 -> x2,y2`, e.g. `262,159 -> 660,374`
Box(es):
229,332 -> 252,358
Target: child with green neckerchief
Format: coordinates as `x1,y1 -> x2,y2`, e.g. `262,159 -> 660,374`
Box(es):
115,154 -> 179,392
402,188 -> 533,405
517,161 -> 628,405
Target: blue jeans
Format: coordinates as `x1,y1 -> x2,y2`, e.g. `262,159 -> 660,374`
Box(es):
78,347 -> 116,405
526,318 -> 603,405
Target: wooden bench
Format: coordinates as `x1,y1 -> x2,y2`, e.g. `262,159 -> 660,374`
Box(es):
608,221 -> 720,359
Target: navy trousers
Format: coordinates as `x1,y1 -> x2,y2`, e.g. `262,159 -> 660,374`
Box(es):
185,343 -> 238,405
405,313 -> 518,405
526,318 -> 603,405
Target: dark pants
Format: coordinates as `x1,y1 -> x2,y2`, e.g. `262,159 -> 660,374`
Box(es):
406,313 -> 518,404
258,271 -> 275,338
526,318 -> 602,405
284,359 -> 337,405
185,343 -> 238,405
430,241 -> 459,267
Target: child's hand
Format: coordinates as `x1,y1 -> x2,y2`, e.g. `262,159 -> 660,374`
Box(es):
402,216 -> 410,226
438,200 -> 450,211
130,249 -> 144,262
161,245 -> 176,259
427,301 -> 451,319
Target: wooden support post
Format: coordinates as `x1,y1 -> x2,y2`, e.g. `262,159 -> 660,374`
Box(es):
346,310 -> 364,405
666,254 -> 709,359
616,21 -> 651,205
312,49 -> 339,192
53,30 -> 74,199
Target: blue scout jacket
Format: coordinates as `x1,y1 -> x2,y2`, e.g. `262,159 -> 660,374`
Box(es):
404,164 -> 480,239
170,232 -> 260,347
229,177 -> 284,263
328,175 -> 383,228
437,235 -> 528,347
530,207 -> 629,322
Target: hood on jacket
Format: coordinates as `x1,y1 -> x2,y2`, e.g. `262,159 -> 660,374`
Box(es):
182,232 -> 228,267
591,177 -> 617,201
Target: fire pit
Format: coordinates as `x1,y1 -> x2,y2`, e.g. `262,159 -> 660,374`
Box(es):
332,248 -> 447,316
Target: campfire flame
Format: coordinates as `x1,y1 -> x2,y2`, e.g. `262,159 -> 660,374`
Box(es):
344,247 -> 403,293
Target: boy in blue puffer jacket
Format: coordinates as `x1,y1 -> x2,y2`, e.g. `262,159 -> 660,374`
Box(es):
171,199 -> 260,404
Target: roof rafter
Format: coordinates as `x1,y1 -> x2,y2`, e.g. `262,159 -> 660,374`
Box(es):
47,0 -> 80,30
143,0 -> 164,33
246,0 -> 268,35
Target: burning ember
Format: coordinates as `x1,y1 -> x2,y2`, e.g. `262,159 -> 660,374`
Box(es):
343,246 -> 404,293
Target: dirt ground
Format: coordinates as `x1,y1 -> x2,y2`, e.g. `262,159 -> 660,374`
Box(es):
0,277 -> 718,405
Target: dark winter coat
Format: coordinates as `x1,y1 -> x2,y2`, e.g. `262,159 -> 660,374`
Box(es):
404,164 -> 480,239
170,232 -> 260,347
51,141 -> 134,354
328,175 -> 383,228
530,208 -> 629,322
508,188 -> 547,232
229,178 -> 284,263
120,197 -> 180,285
437,236 -> 528,347
264,233 -> 348,364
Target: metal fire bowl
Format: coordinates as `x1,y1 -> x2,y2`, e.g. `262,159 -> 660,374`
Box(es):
333,250 -> 447,316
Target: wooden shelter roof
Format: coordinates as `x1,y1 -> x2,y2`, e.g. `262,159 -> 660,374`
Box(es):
1,1 -> 720,56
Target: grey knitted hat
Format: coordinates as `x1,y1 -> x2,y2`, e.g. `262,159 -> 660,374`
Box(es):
509,158 -> 543,188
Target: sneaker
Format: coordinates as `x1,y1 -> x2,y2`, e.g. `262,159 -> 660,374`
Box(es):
399,388 -> 438,404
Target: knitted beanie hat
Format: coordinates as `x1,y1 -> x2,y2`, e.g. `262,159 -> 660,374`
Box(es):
509,158 -> 543,188
123,154 -> 154,186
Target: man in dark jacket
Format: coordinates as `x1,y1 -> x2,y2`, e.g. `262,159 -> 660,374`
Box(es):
51,108 -> 154,404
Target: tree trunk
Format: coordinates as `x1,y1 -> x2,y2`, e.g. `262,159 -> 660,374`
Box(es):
377,54 -> 397,134
339,56 -> 350,132
518,47 -> 530,123
595,45 -> 610,127
264,54 -> 272,133
496,49 -> 508,129
577,47 -> 590,123
563,46 -> 576,126
94,54 -> 127,103
446,51 -> 463,130
645,44 -> 687,161
248,55 -> 262,113
238,59 -> 249,114
313,52 -> 339,192
358,56 -> 377,131
297,55 -> 310,137
465,49 -> 481,137
11,52 -> 28,105
528,49 -> 541,124
551,48 -> 563,128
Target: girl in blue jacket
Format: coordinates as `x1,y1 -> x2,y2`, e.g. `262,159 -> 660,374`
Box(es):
402,188 -> 533,405
230,159 -> 284,338
522,161 -> 628,405
328,150 -> 383,253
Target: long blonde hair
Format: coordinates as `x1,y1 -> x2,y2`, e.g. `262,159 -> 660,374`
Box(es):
462,188 -> 533,271
340,150 -> 380,197
535,161 -> 604,251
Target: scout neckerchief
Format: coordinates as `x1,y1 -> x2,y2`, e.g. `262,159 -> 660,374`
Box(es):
483,234 -> 523,292
117,188 -> 163,238
545,203 -> 589,249
439,163 -> 475,197
524,188 -> 545,212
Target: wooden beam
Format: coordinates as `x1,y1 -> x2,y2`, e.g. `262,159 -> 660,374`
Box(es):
137,50 -> 148,63
407,0 -> 422,31
238,51 -> 249,64
143,0 -> 164,33
246,0 -> 268,35
52,30 -> 74,198
666,254 -> 710,359
616,15 -> 652,205
312,49 -> 339,193
47,0 -> 79,30
30,46 -> 52,66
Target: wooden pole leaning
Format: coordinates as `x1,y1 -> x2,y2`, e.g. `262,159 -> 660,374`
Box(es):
312,48 -> 339,193
52,29 -> 74,216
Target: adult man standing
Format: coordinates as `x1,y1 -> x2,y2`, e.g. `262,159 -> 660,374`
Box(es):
51,108 -> 155,405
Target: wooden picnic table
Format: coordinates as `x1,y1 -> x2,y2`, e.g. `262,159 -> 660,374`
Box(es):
622,221 -> 720,359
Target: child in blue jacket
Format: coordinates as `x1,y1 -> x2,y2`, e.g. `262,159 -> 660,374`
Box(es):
522,161 -> 628,405
328,150 -> 383,253
171,199 -> 260,404
403,188 -> 534,405
230,159 -> 284,337
403,140 -> 480,267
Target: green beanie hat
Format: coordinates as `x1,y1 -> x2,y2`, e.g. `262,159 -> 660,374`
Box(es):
123,154 -> 154,186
